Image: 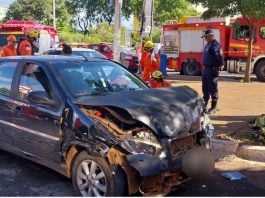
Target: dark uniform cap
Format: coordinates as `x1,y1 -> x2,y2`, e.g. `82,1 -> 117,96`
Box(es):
201,29 -> 214,38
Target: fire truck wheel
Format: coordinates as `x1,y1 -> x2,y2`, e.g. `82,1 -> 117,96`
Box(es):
255,60 -> 265,82
183,62 -> 201,76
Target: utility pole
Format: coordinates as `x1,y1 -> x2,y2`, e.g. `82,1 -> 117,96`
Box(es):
53,0 -> 56,28
113,0 -> 122,61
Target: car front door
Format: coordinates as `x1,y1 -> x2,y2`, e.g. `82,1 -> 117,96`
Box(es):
8,61 -> 64,164
0,61 -> 19,149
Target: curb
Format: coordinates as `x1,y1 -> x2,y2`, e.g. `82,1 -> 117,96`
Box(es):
237,145 -> 265,162
210,138 -> 239,159
210,138 -> 265,162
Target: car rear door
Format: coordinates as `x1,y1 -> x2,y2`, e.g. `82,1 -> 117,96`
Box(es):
8,61 -> 64,164
0,61 -> 19,149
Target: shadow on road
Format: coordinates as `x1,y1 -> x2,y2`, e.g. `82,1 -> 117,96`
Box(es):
170,168 -> 265,196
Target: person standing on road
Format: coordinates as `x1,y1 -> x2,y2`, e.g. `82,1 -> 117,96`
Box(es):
0,35 -> 17,57
140,40 -> 160,82
201,29 -> 224,114
17,28 -> 39,55
61,43 -> 72,55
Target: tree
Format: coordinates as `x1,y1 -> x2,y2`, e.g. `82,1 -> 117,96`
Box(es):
5,0 -> 71,31
126,0 -> 199,43
190,0 -> 265,82
125,0 -> 199,25
5,0 -> 52,23
154,0 -> 196,25
66,0 -> 114,35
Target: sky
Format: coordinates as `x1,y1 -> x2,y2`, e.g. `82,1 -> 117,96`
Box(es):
0,0 -> 14,8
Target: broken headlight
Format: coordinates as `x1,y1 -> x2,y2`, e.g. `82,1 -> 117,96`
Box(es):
201,114 -> 214,138
120,131 -> 162,155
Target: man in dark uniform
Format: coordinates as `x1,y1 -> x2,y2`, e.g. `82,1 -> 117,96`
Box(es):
201,29 -> 224,114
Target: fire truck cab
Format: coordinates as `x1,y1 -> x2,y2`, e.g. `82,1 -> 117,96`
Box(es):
0,20 -> 58,54
162,16 -> 265,82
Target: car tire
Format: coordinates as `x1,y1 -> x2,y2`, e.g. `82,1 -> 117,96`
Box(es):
255,60 -> 265,82
71,151 -> 127,196
183,62 -> 201,76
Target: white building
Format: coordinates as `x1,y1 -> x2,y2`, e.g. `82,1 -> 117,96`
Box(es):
0,8 -> 7,20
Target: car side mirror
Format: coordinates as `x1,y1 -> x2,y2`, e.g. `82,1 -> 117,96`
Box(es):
28,91 -> 56,106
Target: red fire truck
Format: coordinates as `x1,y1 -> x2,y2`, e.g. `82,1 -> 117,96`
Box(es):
0,20 -> 58,54
162,16 -> 265,82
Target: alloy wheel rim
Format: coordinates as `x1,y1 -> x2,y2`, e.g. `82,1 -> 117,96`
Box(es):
76,160 -> 107,196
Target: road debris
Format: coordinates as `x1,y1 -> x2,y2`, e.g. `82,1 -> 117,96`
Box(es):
220,171 -> 246,181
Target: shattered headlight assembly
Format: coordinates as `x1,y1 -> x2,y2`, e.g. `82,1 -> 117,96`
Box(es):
120,131 -> 162,155
201,114 -> 214,138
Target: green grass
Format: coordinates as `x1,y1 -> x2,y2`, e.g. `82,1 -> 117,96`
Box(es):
219,133 -> 265,146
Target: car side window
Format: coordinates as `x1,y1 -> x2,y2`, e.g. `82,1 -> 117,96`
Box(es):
89,45 -> 98,50
0,62 -> 17,96
102,46 -> 110,53
17,63 -> 51,102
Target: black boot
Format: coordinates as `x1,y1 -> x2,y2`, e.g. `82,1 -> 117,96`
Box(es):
207,101 -> 217,114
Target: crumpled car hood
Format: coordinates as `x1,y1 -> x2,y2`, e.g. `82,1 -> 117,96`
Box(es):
75,86 -> 203,138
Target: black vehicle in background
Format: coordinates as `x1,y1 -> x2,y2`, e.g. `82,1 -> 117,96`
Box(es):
0,55 -> 214,196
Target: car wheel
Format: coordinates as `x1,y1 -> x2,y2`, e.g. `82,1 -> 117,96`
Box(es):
71,151 -> 127,196
183,62 -> 201,76
255,60 -> 265,82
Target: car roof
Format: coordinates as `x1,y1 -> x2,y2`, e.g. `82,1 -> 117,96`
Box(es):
49,47 -> 96,52
0,55 -> 108,62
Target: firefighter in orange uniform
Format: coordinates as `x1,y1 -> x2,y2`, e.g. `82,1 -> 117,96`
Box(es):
17,28 -> 39,55
149,70 -> 171,88
0,35 -> 17,57
140,41 -> 160,82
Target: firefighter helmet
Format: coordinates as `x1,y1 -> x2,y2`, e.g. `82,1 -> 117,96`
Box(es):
7,35 -> 17,42
27,28 -> 39,39
144,40 -> 154,49
151,70 -> 163,79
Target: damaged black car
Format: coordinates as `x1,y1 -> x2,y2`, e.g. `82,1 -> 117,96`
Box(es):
0,55 -> 215,196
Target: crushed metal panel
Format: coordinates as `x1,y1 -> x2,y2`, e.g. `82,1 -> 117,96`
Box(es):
65,145 -> 78,177
76,86 -> 201,138
81,108 -> 133,138
107,147 -> 140,195
139,170 -> 189,196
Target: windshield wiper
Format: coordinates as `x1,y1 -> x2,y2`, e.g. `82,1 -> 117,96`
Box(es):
75,90 -> 110,97
90,91 -> 110,96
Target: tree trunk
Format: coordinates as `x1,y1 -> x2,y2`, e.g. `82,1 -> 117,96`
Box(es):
244,24 -> 255,82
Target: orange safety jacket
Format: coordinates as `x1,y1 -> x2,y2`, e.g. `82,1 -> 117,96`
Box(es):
149,79 -> 171,88
17,39 -> 34,55
139,50 -> 148,71
141,52 -> 160,82
0,45 -> 17,57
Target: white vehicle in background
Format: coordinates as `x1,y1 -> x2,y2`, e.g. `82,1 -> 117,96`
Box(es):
42,47 -> 107,59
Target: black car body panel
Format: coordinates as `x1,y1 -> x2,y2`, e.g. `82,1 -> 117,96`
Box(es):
0,55 -> 214,196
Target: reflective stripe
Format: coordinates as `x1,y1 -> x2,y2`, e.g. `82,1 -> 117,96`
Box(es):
0,119 -> 59,142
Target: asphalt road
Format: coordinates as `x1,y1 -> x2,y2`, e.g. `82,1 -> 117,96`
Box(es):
1,150 -> 265,196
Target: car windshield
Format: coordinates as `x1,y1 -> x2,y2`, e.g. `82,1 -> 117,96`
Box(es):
53,60 -> 147,98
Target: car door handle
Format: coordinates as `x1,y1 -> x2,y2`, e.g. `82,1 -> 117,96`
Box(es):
12,106 -> 22,114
